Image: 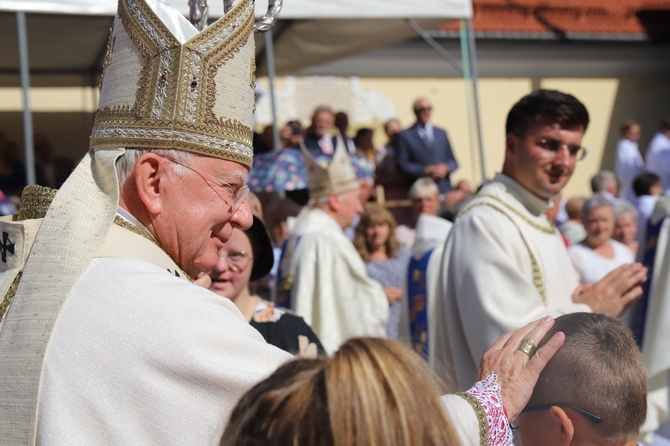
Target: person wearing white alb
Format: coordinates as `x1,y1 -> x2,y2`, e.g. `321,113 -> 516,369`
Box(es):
645,116 -> 670,192
614,120 -> 643,204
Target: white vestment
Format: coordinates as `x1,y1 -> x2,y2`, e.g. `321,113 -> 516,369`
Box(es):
31,220 -> 293,445
646,132 -> 670,192
615,137 -> 644,203
433,173 -> 590,391
398,214 -> 453,361
634,196 -> 670,438
0,207 -> 494,446
283,208 -> 389,354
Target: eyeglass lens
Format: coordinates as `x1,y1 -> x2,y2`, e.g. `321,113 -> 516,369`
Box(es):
536,137 -> 586,159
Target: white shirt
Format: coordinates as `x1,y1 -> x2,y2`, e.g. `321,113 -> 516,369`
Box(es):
568,239 -> 634,284
419,122 -> 434,144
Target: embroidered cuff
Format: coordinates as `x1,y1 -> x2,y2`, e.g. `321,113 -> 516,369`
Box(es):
457,374 -> 513,446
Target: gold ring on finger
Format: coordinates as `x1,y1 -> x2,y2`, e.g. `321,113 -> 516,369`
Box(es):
517,338 -> 537,359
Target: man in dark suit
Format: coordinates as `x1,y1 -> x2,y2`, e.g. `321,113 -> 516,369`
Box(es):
396,97 -> 458,193
303,106 -> 355,158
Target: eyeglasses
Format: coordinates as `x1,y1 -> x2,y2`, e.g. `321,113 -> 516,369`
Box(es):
511,402 -> 602,430
218,249 -> 253,272
536,137 -> 588,161
415,106 -> 432,113
160,155 -> 250,213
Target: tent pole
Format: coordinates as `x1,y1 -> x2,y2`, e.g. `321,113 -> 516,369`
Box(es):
405,19 -> 462,76
17,11 -> 36,186
459,18 -> 486,185
263,31 -> 281,153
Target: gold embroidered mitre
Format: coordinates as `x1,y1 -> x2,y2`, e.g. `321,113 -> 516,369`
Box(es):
301,134 -> 360,199
90,0 -> 256,168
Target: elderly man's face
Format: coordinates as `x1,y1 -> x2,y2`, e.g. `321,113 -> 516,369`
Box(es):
156,156 -> 253,278
414,99 -> 433,125
335,188 -> 364,230
312,111 -> 334,138
413,192 -> 440,217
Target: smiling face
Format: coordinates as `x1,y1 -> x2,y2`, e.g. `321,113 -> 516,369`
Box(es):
365,221 -> 390,251
584,205 -> 614,247
504,121 -> 584,199
208,228 -> 254,300
614,212 -> 638,246
153,155 -> 253,278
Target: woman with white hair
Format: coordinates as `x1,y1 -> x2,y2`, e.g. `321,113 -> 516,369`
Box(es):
568,193 -> 635,284
613,201 -> 640,255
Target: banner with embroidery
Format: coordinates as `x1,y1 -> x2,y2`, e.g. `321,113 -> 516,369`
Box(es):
632,215 -> 665,347
408,250 -> 432,361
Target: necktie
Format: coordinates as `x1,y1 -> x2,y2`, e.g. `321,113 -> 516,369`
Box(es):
320,136 -> 333,155
421,128 -> 433,149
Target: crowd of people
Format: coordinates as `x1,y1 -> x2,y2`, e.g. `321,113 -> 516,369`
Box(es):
0,0 -> 669,444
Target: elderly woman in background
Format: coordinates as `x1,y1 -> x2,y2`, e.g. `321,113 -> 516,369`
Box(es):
209,216 -> 324,355
613,201 -> 640,255
568,193 -> 635,284
354,205 -> 411,338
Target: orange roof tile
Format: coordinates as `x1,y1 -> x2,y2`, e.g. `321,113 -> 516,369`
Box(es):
441,0 -> 670,38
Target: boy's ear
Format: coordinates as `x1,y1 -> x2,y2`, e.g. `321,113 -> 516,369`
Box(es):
549,406 -> 575,446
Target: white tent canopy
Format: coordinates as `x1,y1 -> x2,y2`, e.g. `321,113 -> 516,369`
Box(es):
0,0 -> 471,19
0,0 -> 472,80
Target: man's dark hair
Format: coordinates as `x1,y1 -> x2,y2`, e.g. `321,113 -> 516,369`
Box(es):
353,128 -> 373,146
505,89 -> 590,137
633,172 -> 661,197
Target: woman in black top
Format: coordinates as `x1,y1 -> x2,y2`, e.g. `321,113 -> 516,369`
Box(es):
208,215 -> 325,355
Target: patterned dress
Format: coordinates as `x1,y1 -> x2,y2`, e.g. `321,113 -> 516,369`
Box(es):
365,246 -> 411,339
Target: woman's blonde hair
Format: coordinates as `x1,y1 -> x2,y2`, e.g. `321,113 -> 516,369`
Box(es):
221,337 -> 458,446
354,204 -> 400,262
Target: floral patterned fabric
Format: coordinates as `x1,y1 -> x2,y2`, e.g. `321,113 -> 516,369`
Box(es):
248,148 -> 308,192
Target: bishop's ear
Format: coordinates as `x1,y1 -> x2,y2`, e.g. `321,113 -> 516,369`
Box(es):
327,192 -> 341,212
134,153 -> 165,215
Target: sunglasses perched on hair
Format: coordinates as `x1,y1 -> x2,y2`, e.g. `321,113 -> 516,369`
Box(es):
511,402 -> 602,430
535,137 -> 588,161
